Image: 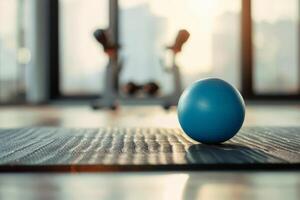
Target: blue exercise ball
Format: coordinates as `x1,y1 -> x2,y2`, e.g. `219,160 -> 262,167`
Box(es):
177,78 -> 245,144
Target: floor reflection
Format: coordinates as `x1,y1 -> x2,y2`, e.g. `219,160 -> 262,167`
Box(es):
182,176 -> 248,200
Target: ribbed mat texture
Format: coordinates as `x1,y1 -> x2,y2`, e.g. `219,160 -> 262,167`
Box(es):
0,127 -> 299,165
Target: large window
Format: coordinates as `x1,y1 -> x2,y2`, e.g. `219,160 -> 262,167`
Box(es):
55,0 -> 300,99
2,0 -> 299,102
59,0 -> 109,95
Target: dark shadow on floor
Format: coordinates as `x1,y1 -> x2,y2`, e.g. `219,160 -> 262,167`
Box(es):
185,143 -> 285,164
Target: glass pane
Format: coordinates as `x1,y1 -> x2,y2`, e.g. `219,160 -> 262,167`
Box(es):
253,0 -> 299,94
119,0 -> 241,94
59,0 -> 109,95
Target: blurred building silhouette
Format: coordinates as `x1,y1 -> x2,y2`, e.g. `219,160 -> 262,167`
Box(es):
212,12 -> 240,89
0,36 -> 20,102
120,4 -> 168,91
254,19 -> 298,93
59,0 -> 108,95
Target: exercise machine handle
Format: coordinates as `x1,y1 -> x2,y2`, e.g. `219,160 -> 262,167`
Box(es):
167,29 -> 190,54
94,29 -> 119,57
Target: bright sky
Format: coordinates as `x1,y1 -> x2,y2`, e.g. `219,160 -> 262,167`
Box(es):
0,1 -> 17,34
121,0 -> 298,22
120,0 -> 298,74
120,0 -> 241,73
253,0 -> 298,22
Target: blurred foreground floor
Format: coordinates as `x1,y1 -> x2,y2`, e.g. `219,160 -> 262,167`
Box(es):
0,172 -> 299,200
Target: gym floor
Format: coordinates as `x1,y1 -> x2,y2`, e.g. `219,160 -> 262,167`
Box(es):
0,103 -> 300,128
0,103 -> 299,199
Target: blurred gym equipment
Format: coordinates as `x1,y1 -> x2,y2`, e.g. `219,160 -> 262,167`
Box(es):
92,29 -> 189,110
122,82 -> 160,97
91,1 -> 190,110
122,82 -> 142,96
143,82 -> 160,97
